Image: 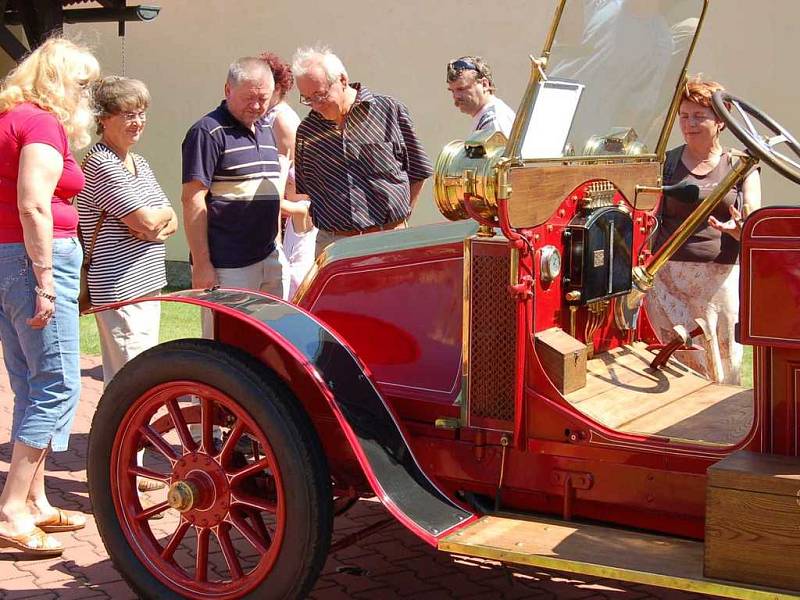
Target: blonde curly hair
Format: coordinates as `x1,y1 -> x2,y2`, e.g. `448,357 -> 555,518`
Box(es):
0,37 -> 100,149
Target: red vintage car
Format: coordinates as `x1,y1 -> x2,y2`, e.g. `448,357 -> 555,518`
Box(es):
87,1 -> 800,598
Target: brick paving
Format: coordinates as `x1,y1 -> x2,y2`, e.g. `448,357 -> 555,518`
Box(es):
0,351 -> 721,599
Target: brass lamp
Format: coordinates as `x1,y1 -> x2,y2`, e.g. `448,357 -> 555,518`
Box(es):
434,129 -> 508,222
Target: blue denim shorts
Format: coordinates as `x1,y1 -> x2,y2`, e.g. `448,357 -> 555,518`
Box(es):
0,238 -> 82,452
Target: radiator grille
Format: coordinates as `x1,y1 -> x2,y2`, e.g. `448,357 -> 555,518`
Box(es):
468,242 -> 515,427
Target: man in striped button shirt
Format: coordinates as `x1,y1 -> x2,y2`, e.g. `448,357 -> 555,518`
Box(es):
292,46 -> 434,257
446,56 -> 516,138
182,57 -> 289,323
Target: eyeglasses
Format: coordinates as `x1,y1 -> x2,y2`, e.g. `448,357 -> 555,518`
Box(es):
119,111 -> 147,123
299,86 -> 334,106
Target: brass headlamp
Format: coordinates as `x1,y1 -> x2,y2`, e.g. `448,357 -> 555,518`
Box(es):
433,129 -> 508,221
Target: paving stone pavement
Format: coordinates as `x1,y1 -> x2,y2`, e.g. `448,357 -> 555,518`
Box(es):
0,350 -> 723,600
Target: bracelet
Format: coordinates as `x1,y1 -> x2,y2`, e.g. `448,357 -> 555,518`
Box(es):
31,260 -> 52,270
34,285 -> 56,302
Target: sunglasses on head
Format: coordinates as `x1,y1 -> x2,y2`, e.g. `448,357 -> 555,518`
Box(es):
447,58 -> 481,73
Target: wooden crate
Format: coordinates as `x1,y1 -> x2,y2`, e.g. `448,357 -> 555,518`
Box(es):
534,328 -> 586,394
705,450 -> 800,591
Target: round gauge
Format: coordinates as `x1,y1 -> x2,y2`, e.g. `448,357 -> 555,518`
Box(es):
540,245 -> 562,283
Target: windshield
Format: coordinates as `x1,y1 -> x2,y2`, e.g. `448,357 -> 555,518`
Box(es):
520,0 -> 705,159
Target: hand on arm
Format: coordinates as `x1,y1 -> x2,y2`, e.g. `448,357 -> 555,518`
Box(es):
280,198 -> 308,218
281,198 -> 313,234
17,143 -> 62,329
181,180 -> 216,289
124,205 -> 177,242
158,211 -> 179,240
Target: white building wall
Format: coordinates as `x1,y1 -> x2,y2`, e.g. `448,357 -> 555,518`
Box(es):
60,0 -> 799,262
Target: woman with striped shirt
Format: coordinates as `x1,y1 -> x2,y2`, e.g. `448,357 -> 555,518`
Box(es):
76,76 -> 177,394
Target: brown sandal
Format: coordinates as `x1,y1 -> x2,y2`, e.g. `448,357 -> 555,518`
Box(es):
35,508 -> 86,533
0,526 -> 63,556
137,478 -> 166,493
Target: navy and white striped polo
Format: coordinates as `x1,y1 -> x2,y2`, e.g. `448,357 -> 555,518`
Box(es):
182,101 -> 282,268
295,84 -> 433,232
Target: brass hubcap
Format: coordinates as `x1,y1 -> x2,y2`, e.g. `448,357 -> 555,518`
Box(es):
167,480 -> 198,512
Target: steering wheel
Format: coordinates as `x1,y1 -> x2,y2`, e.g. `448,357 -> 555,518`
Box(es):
712,91 -> 800,184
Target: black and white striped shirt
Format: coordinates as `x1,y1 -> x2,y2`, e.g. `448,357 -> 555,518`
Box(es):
76,143 -> 169,304
295,84 -> 433,232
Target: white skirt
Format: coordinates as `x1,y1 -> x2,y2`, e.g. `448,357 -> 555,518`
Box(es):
646,261 -> 743,385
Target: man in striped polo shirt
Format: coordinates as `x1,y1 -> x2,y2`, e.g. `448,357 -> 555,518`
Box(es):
446,56 -> 516,138
181,57 -> 289,322
292,46 -> 434,257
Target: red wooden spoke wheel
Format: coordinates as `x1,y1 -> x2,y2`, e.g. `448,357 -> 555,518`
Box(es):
112,381 -> 285,597
88,339 -> 333,600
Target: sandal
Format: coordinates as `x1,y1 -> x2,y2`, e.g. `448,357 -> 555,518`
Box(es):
0,526 -> 63,557
137,478 -> 166,493
35,508 -> 86,533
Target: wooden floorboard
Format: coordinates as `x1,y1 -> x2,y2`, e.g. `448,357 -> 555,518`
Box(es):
439,515 -> 796,599
564,343 -> 753,443
621,385 -> 753,445
567,343 -> 696,404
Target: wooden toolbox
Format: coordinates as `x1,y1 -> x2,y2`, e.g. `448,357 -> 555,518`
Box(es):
705,450 -> 800,591
534,327 -> 587,394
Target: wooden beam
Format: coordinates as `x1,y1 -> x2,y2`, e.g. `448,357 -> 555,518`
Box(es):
0,0 -> 28,61
18,0 -> 63,49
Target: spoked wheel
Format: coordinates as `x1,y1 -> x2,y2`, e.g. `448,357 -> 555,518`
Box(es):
88,339 -> 332,600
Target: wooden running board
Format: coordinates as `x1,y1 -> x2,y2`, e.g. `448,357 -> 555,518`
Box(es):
438,515 -> 796,599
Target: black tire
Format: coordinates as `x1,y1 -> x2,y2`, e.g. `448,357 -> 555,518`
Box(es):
88,338 -> 333,600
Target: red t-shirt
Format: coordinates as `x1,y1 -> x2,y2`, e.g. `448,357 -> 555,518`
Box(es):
0,102 -> 84,242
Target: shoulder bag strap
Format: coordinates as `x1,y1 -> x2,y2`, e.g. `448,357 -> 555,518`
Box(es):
81,211 -> 107,268
77,147 -> 108,267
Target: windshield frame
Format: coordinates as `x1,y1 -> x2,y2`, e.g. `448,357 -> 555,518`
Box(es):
504,0 -> 711,164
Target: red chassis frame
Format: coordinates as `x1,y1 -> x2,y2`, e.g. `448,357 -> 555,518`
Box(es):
94,203 -> 800,550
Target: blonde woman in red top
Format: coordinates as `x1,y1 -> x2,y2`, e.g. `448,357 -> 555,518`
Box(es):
0,38 -> 99,557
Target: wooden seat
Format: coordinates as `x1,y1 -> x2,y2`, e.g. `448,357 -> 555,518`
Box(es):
564,342 -> 753,445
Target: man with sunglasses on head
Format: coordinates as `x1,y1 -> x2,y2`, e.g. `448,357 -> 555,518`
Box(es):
446,55 -> 515,138
292,46 -> 433,258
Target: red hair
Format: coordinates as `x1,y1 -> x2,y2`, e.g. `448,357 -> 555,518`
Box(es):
683,76 -> 727,110
259,52 -> 294,98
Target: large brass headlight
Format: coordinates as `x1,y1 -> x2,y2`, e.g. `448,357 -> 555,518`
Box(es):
433,129 -> 508,221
